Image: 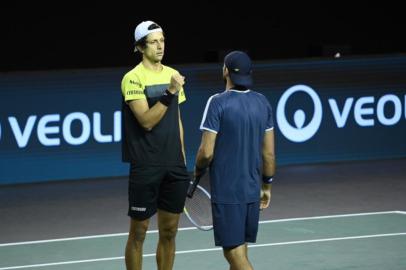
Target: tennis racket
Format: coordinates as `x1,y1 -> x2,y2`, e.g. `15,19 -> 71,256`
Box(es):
184,172 -> 213,231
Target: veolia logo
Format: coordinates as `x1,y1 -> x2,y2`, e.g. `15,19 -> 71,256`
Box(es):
276,84 -> 322,142
3,111 -> 121,148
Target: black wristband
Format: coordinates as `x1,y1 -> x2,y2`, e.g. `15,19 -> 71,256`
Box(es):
159,89 -> 175,107
262,175 -> 273,184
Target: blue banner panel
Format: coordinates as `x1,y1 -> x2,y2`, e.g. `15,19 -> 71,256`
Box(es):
254,56 -> 406,164
0,69 -> 127,184
0,56 -> 405,184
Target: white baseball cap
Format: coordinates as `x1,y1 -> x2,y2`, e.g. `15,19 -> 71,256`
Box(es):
134,20 -> 163,52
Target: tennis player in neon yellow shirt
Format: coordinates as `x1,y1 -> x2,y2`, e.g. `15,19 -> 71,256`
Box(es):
121,20 -> 189,270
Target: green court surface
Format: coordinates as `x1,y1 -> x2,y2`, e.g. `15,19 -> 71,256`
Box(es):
1,211 -> 405,270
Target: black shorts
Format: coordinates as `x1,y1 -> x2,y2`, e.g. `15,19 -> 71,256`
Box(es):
128,165 -> 190,220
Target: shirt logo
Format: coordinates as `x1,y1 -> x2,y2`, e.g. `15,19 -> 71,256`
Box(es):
131,206 -> 147,212
126,90 -> 144,96
129,80 -> 142,88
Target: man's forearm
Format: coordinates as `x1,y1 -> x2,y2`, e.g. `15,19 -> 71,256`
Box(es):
179,113 -> 186,163
133,101 -> 168,130
195,131 -> 216,174
262,154 -> 275,177
195,148 -> 212,170
130,88 -> 178,131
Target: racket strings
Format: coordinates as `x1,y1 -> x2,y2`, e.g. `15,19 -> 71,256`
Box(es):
184,187 -> 212,228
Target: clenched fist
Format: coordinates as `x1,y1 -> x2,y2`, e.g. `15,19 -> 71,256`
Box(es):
168,73 -> 185,94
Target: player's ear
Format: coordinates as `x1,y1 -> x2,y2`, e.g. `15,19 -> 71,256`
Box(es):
136,46 -> 143,53
223,65 -> 229,76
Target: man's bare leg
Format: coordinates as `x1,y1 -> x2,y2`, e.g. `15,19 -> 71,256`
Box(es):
125,218 -> 150,270
223,244 -> 253,270
156,209 -> 181,270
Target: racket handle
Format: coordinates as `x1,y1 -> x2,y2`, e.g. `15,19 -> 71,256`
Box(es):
187,177 -> 199,198
187,168 -> 207,198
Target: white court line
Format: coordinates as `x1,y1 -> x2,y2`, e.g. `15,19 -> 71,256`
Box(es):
259,210 -> 406,224
0,227 -> 196,247
0,210 -> 404,247
0,257 -> 124,270
1,232 -> 405,270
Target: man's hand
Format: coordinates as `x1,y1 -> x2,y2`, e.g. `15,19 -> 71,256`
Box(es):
168,73 -> 185,94
260,184 -> 272,210
193,166 -> 207,179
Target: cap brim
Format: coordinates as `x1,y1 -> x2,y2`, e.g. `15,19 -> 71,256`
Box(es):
229,73 -> 253,88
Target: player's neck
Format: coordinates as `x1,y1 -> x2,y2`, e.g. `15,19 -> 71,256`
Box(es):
142,59 -> 163,72
225,80 -> 234,91
226,82 -> 248,91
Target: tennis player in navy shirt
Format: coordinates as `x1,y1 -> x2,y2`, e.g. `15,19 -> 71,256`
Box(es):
194,51 -> 276,270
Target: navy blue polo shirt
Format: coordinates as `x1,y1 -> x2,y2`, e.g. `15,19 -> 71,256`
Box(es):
200,89 -> 274,204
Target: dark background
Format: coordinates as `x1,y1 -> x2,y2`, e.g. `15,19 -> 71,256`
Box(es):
2,2 -> 406,72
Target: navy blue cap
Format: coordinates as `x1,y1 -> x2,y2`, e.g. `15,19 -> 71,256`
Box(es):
224,51 -> 253,88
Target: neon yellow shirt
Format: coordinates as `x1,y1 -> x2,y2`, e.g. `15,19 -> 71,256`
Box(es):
121,63 -> 186,104
120,63 -> 186,165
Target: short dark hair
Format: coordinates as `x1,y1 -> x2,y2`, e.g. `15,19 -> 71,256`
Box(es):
135,36 -> 148,51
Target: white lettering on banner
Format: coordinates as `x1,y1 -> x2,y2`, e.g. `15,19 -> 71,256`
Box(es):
329,95 -> 406,128
5,111 -> 121,148
63,112 -> 91,145
93,112 -> 113,143
354,96 -> 375,126
377,94 -> 402,126
277,85 -> 405,143
328,98 -> 354,128
8,116 -> 37,148
114,111 -> 121,142
37,114 -> 60,146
